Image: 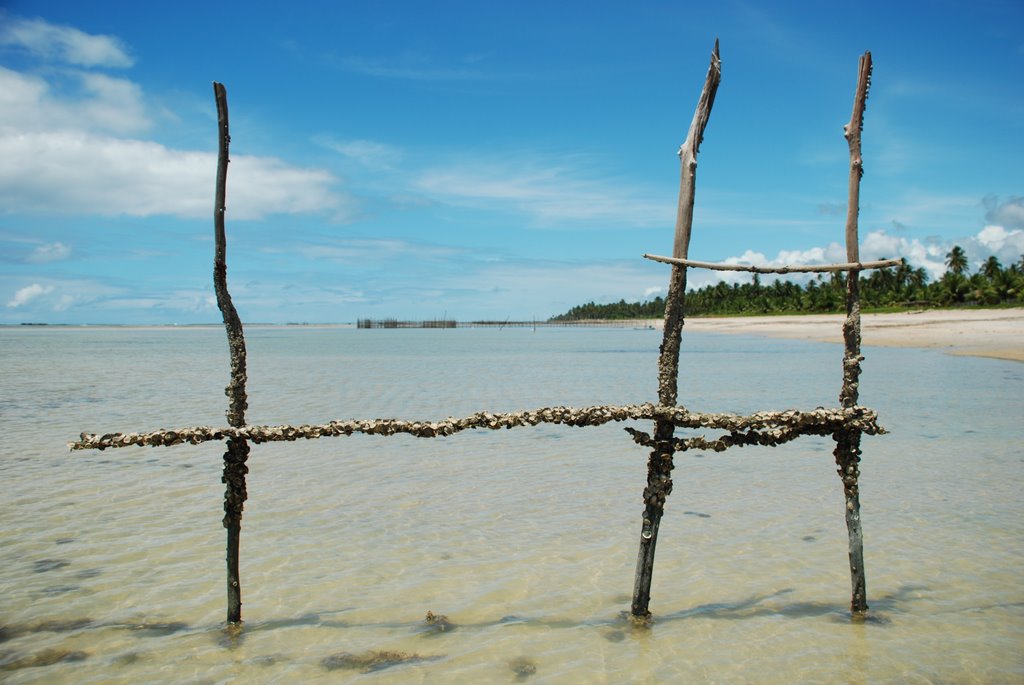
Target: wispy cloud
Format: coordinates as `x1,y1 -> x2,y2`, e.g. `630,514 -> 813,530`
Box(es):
26,241 -> 71,263
7,282 -> 53,307
314,136 -> 403,170
375,258 -> 667,320
414,157 -> 671,227
338,54 -> 486,81
1,274 -> 215,321
270,237 -> 461,264
872,190 -> 981,236
0,13 -> 133,68
984,195 -> 1024,231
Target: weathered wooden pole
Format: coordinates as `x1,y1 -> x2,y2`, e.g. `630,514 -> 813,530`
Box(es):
834,52 -> 871,617
213,81 -> 251,625
631,40 -> 721,620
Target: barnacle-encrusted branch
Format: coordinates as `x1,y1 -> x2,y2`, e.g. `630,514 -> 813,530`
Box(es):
213,81 -> 249,625
624,418 -> 873,453
837,51 -> 873,618
70,403 -> 884,451
643,254 -> 901,274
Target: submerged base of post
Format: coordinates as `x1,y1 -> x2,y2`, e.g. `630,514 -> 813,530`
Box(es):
222,437 -> 250,624
226,522 -> 242,624
631,443 -> 675,619
844,491 -> 868,616
834,428 -> 867,616
631,508 -> 663,620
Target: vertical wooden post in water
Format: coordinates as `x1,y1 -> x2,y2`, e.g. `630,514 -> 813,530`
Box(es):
213,82 -> 251,625
631,41 -> 721,620
834,52 -> 871,617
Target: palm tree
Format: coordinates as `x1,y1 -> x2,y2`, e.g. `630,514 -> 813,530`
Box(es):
894,258 -> 911,297
945,245 -> 968,276
941,273 -> 970,304
982,255 -> 1002,280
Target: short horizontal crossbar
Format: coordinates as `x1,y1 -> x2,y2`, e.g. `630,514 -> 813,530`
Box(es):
70,403 -> 884,451
643,254 -> 903,274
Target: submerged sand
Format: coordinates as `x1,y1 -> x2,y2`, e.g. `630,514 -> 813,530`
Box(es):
678,308 -> 1024,363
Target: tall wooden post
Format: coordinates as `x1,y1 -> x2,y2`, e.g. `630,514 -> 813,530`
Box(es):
835,52 -> 871,617
631,41 -> 721,620
213,82 -> 251,625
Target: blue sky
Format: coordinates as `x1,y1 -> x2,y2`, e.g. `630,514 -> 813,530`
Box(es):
1,1 -> 1022,324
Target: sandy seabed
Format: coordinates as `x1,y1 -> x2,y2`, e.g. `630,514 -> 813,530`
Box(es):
673,308 -> 1024,362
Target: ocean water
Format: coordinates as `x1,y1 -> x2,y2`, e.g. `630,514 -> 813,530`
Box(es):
0,325 -> 1021,684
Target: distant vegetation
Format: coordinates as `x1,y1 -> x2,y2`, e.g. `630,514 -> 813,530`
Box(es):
550,247 -> 1024,320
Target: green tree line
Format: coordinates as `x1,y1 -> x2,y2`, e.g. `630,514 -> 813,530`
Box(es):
550,247 -> 1024,320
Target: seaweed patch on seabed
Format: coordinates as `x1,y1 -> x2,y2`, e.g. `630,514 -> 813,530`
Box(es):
68,43 -> 892,628
509,655 -> 538,679
33,558 -> 71,573
320,650 -> 443,673
0,649 -> 88,672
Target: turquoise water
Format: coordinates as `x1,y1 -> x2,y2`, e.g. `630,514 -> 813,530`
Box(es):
1,326 -> 1021,683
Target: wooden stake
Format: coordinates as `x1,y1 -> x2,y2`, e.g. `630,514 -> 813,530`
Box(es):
835,52 -> 871,617
213,82 -> 251,625
631,40 -> 721,620
643,254 -> 901,274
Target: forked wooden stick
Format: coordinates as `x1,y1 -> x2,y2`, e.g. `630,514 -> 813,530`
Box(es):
213,81 -> 250,625
631,40 -> 721,620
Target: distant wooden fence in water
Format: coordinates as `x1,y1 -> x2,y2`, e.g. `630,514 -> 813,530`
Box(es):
72,43 -> 893,628
357,318 -> 457,329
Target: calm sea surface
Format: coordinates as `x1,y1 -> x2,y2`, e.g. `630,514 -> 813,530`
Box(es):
1,326 -> 1021,684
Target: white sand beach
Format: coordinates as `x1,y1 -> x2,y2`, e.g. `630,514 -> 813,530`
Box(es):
680,308 -> 1024,362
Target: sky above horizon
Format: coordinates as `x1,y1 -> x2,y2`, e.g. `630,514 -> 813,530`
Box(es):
1,1 -> 1022,324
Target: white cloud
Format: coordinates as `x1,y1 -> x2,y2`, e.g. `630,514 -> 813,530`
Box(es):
75,72 -> 150,133
27,241 -> 71,263
0,130 -> 349,220
0,66 -> 151,134
0,15 -> 133,68
967,226 -> 1024,270
712,223 -> 1024,285
1,66 -> 136,134
7,283 -> 54,307
415,158 -> 670,227
0,19 -> 350,222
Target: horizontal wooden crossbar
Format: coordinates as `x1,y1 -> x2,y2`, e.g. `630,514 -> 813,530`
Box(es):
643,254 -> 903,273
70,403 -> 883,451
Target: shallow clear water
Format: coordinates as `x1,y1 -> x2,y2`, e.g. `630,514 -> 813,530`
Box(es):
1,326 -> 1021,684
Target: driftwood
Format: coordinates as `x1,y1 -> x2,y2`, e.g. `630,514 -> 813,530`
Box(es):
69,404 -> 884,450
632,40 -> 722,620
643,255 -> 902,274
213,82 -> 249,625
835,52 -> 872,617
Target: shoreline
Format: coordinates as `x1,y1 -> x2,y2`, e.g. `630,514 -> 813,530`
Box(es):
682,308 -> 1024,363
5,309 -> 1022,362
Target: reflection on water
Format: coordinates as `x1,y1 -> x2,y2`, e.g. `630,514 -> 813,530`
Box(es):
0,326 -> 1021,683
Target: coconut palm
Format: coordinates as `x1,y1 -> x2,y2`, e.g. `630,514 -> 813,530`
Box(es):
982,255 -> 1002,280
945,245 -> 968,275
